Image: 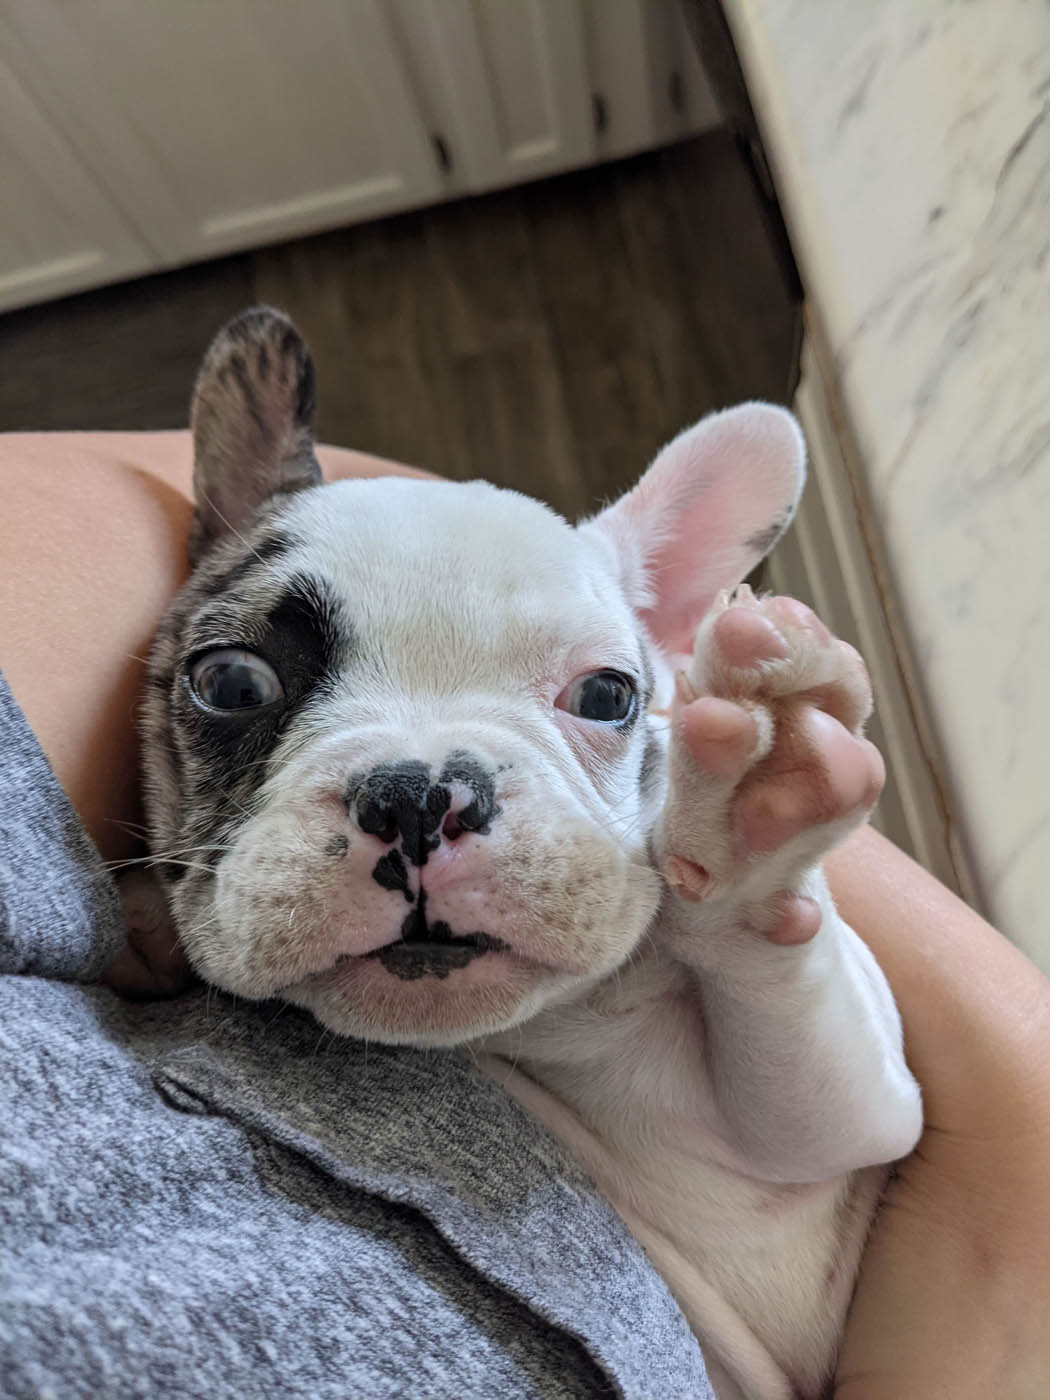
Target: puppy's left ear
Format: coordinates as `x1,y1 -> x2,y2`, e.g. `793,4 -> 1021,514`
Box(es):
581,403 -> 805,656
189,306 -> 322,562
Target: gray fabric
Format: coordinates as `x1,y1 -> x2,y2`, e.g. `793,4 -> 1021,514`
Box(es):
0,671 -> 712,1400
0,678 -> 125,980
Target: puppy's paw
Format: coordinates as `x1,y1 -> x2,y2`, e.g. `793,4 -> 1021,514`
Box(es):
660,588 -> 884,920
104,868 -> 196,999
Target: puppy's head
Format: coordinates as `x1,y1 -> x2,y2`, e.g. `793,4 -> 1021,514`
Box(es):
143,308 -> 804,1046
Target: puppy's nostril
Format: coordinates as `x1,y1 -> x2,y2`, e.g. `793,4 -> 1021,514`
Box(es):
442,811 -> 463,841
357,798 -> 398,845
455,796 -> 496,834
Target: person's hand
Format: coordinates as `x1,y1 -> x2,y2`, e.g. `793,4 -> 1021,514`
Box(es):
827,828 -> 1050,1399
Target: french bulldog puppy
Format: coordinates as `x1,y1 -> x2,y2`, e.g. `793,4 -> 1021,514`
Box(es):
132,308 -> 921,1399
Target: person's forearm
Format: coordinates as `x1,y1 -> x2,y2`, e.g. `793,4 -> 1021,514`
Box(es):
826,827 -> 1050,1138
827,828 -> 1050,1399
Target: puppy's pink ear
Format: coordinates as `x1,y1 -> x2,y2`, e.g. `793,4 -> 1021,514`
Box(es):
581,403 -> 805,655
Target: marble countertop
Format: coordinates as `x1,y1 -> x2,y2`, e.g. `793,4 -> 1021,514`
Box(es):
724,0 -> 1050,959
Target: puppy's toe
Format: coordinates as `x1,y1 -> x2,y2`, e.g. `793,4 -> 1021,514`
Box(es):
733,710 -> 884,855
712,607 -> 789,672
678,697 -> 761,782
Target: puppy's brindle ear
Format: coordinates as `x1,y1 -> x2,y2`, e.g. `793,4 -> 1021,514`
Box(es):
189,306 -> 323,562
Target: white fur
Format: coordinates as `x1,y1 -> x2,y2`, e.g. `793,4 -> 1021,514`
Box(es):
156,402 -> 922,1399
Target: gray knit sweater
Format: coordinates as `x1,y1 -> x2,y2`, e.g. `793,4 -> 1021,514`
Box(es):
0,673 -> 711,1399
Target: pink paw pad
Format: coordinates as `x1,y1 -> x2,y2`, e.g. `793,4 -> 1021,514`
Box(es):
763,893 -> 823,945
677,694 -> 760,782
765,596 -> 832,645
712,607 -> 789,670
734,712 -> 885,854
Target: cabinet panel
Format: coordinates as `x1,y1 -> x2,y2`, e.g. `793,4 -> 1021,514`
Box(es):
1,0 -> 444,261
0,53 -> 152,312
400,0 -> 595,189
472,0 -> 579,161
582,0 -> 719,159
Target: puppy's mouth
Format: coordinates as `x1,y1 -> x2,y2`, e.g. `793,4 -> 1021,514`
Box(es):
339,893 -> 510,983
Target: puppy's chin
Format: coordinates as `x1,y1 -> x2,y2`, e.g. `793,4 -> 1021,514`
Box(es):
282,952 -> 585,1047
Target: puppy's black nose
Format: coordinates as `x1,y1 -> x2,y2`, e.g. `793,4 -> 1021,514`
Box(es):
354,761 -> 439,866
352,754 -> 498,867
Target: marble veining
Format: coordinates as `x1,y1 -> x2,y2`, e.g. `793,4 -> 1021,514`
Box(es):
726,0 -> 1050,962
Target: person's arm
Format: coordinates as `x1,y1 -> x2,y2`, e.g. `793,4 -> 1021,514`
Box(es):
0,431 -> 426,865
829,827 -> 1050,1399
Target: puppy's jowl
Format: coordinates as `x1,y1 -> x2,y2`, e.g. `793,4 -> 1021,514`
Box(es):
133,308 -> 921,1400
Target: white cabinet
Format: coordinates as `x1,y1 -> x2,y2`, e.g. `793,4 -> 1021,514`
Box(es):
388,0 -> 594,190
583,0 -> 718,160
0,0 -> 718,310
0,51 -> 152,312
0,0 -> 445,264
392,0 -> 719,188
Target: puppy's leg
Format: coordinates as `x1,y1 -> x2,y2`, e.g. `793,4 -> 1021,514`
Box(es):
104,868 -> 195,999
657,591 -> 922,1182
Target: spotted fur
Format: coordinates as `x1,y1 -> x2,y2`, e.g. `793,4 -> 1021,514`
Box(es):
137,309 -> 920,1400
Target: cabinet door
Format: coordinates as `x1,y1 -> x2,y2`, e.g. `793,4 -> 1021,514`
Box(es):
582,0 -> 719,160
391,0 -> 595,191
1,0 -> 444,264
0,53 -> 152,312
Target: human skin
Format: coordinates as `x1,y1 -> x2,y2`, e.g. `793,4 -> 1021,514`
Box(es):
2,430 -> 1048,1397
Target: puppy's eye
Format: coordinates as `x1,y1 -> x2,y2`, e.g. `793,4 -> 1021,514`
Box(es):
189,649 -> 283,712
558,671 -> 636,724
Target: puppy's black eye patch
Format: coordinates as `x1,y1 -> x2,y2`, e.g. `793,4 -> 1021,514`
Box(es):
189,649 -> 283,712
180,572 -> 342,725
167,572 -> 348,866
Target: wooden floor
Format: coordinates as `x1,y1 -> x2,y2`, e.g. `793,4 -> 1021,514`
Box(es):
0,132 -> 799,519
